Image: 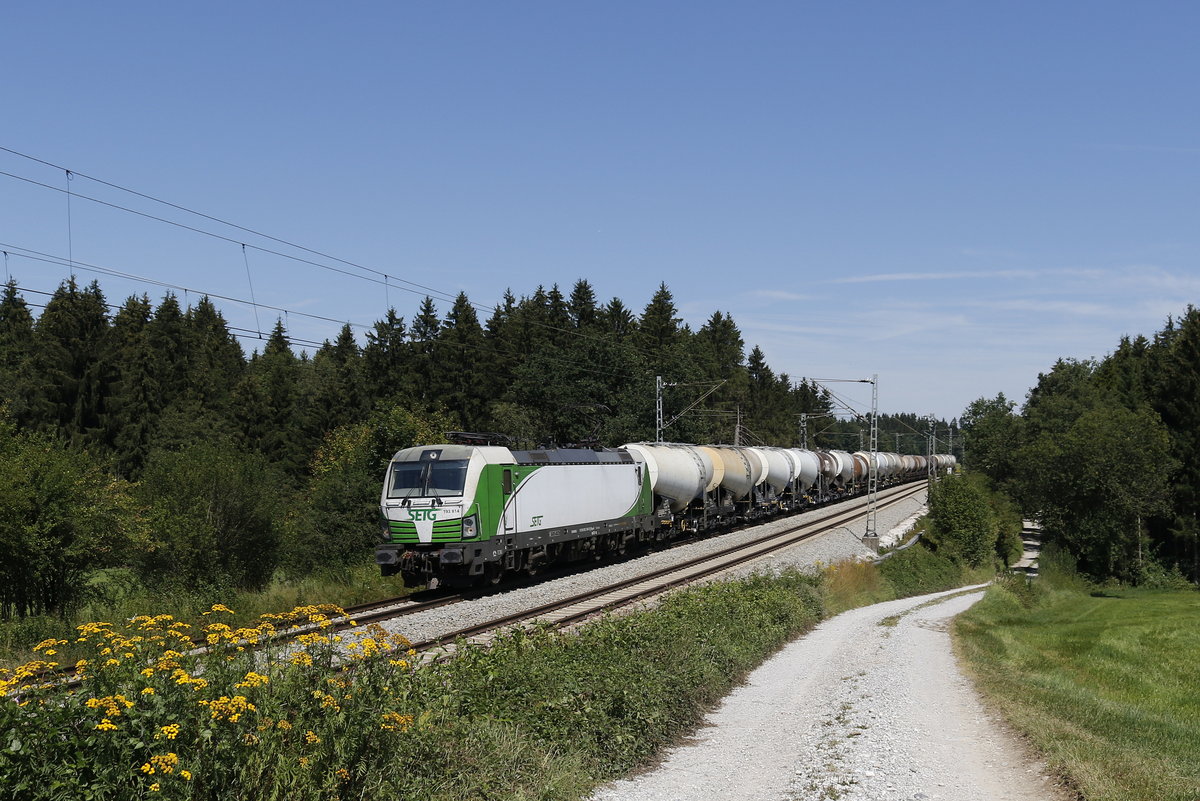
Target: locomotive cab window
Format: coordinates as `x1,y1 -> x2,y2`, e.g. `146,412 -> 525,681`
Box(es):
387,459 -> 469,498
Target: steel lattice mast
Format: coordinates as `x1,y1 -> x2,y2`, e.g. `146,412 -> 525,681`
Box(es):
865,374 -> 879,544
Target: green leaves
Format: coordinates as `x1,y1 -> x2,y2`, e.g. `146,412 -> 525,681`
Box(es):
927,474 -> 997,569
0,416 -> 142,619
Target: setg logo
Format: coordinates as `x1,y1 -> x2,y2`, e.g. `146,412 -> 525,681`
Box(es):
409,508 -> 439,522
530,515 -> 543,527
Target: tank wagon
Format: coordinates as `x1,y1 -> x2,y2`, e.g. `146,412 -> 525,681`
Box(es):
375,441 -> 954,587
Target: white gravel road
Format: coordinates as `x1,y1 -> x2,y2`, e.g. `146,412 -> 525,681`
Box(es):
590,586 -> 1067,801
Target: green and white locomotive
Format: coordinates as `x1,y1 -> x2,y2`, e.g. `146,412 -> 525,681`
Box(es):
375,444 -> 655,587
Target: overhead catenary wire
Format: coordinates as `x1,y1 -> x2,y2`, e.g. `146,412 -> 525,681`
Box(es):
64,170 -> 74,280
2,252 -> 649,384
241,244 -> 262,338
11,286 -> 330,350
3,147 -> 934,409
0,153 -> 675,362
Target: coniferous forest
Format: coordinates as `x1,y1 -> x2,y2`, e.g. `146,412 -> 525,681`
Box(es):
0,276 -> 951,621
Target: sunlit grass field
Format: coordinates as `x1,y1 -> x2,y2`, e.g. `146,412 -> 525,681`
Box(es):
956,579 -> 1200,801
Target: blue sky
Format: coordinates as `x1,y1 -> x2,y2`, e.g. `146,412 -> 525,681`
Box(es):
3,1 -> 1198,420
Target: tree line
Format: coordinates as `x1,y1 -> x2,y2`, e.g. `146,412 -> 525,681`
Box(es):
0,276 -> 954,619
960,306 -> 1200,584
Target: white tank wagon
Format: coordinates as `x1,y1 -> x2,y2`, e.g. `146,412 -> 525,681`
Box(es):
707,446 -> 756,499
789,449 -> 821,491
696,446 -> 726,493
758,447 -> 797,494
851,452 -> 869,481
622,443 -> 712,512
829,450 -> 856,486
738,447 -> 770,487
815,451 -> 839,483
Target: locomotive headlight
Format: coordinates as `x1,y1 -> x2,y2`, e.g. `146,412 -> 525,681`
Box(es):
461,514 -> 478,539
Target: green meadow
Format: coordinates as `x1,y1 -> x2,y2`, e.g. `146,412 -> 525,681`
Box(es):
956,572 -> 1200,801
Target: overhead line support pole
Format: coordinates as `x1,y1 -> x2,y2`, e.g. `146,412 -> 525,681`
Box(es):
864,374 -> 879,550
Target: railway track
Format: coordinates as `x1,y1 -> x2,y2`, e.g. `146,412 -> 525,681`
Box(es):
405,481 -> 926,652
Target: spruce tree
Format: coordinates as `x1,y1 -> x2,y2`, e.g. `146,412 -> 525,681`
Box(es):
363,308 -> 409,404
409,297 -> 440,407
568,279 -> 598,329
105,294 -> 159,476
433,292 -> 486,429
24,278 -> 112,448
0,279 -> 34,413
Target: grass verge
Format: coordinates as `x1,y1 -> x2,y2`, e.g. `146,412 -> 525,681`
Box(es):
955,574 -> 1200,801
822,540 -> 992,616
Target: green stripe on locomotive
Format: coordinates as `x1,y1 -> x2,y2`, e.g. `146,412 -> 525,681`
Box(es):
386,518 -> 464,543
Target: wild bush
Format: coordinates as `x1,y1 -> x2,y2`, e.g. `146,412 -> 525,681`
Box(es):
927,473 -> 996,567
136,439 -> 286,592
0,416 -> 142,620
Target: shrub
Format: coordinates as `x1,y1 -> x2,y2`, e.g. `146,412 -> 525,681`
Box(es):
136,439 -> 287,592
877,543 -> 963,597
927,473 -> 996,567
0,417 -> 142,619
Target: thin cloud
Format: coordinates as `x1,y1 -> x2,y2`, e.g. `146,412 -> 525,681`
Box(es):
830,269 -> 1037,284
972,298 -> 1114,317
744,289 -> 812,302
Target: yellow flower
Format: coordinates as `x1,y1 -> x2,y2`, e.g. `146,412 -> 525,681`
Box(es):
180,770 -> 192,781
157,723 -> 180,740
203,603 -> 235,616
141,668 -> 155,677
201,695 -> 256,722
277,720 -> 292,731
380,712 -> 413,732
96,718 -> 118,731
305,730 -> 320,744
141,687 -> 156,696
33,638 -> 68,653
150,753 -> 179,774
149,783 -> 160,792
141,763 -> 155,775
235,670 -> 269,689
336,768 -> 350,780
298,757 -> 310,768
290,652 -> 313,667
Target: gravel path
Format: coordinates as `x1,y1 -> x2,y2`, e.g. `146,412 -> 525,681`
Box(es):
384,489 -> 927,645
590,586 -> 1068,801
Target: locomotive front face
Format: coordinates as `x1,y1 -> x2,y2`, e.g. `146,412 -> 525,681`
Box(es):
375,445 -> 496,585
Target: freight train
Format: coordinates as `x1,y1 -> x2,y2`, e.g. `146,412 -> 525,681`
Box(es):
374,441 -> 955,587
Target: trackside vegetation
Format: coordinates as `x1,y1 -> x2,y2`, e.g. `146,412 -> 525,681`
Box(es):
955,552 -> 1200,801
0,573 -> 824,800
1,516 -> 995,801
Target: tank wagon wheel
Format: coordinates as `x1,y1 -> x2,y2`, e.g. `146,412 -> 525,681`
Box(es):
483,564 -> 504,586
